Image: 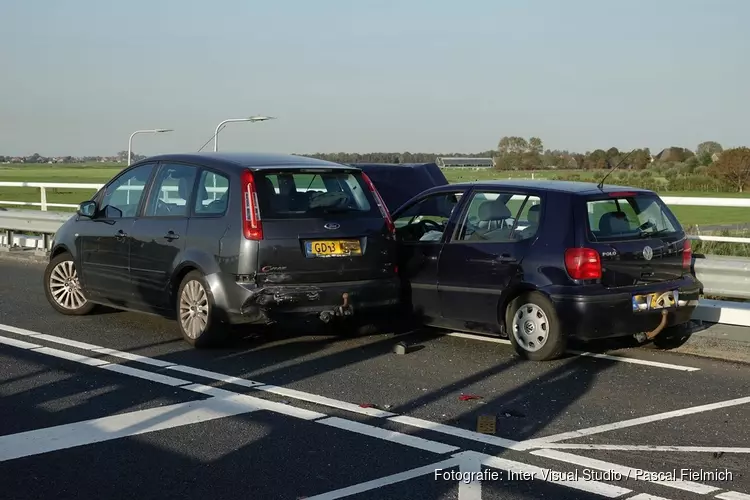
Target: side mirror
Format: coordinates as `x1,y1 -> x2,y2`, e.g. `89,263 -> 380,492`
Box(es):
77,200 -> 97,218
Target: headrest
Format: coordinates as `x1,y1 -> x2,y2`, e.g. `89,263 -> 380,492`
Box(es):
527,204 -> 541,223
599,211 -> 630,233
478,201 -> 511,221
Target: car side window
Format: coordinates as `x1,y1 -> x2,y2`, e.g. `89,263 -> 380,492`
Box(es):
194,170 -> 230,216
394,192 -> 462,243
454,191 -> 542,242
143,163 -> 198,218
99,163 -> 155,219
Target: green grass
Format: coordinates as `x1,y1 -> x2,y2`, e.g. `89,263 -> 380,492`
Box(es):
2,164 -> 750,227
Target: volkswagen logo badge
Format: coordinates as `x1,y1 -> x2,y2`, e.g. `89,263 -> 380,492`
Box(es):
642,246 -> 653,261
324,222 -> 340,230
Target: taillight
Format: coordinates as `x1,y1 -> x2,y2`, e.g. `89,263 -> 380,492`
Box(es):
361,172 -> 395,235
240,169 -> 263,240
682,239 -> 692,271
564,248 -> 602,280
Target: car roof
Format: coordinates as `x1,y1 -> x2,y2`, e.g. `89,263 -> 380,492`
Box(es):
443,179 -> 654,195
142,152 -> 351,170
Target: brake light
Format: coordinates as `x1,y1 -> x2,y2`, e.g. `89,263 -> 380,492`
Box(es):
608,191 -> 638,197
240,169 -> 263,240
682,239 -> 692,271
361,172 -> 395,235
564,248 -> 602,280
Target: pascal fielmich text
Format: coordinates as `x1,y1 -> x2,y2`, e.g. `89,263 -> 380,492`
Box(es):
434,468 -> 734,483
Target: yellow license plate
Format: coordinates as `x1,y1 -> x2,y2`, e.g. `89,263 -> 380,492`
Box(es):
306,240 -> 362,257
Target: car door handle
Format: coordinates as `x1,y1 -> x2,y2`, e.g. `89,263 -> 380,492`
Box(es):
115,229 -> 127,240
495,254 -> 516,263
163,231 -> 180,241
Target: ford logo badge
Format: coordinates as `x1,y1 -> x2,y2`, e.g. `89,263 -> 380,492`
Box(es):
324,223 -> 340,230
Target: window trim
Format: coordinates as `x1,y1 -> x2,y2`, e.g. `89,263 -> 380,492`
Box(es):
94,161 -> 158,221
393,189 -> 468,245
191,167 -> 231,218
448,188 -> 544,245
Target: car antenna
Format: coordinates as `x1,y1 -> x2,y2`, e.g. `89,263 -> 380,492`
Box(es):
597,149 -> 635,190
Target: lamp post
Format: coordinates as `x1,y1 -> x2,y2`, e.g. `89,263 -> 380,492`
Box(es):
213,116 -> 276,152
128,129 -> 173,166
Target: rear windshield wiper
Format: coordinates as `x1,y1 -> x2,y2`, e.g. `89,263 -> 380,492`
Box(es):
640,228 -> 671,238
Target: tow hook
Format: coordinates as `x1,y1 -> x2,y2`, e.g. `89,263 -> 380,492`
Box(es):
634,310 -> 669,343
318,293 -> 354,323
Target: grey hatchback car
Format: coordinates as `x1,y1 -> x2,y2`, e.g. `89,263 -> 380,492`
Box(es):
43,152 -> 401,346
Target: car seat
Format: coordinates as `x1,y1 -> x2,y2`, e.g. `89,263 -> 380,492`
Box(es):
598,211 -> 631,235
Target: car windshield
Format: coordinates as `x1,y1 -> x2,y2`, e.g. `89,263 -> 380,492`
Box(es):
586,193 -> 681,242
254,171 -> 378,218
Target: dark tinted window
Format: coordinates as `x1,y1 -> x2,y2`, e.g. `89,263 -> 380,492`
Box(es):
254,171 -> 377,219
144,163 -> 197,217
100,163 -> 155,218
586,193 -> 681,242
195,170 -> 229,215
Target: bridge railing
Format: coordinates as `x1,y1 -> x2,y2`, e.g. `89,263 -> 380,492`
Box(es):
1,181 -> 749,327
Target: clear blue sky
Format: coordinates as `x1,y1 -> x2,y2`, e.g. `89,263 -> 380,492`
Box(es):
1,0 -> 748,156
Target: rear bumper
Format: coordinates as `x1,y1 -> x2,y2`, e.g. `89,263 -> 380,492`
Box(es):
205,272 -> 401,324
547,275 -> 703,341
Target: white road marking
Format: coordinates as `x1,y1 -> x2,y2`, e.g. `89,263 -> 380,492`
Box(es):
457,451 -> 483,500
183,384 -> 328,420
627,494 -> 674,500
447,332 -> 511,345
99,364 -> 192,386
469,451 -> 633,498
31,334 -> 106,352
255,384 -> 397,418
0,323 -> 46,337
716,492 -> 750,500
567,350 -> 700,372
93,347 -> 176,368
303,457 -> 461,500
167,365 -> 263,387
516,395 -> 750,449
0,398 -> 258,462
538,443 -> 750,453
318,417 -> 460,454
445,330 -> 699,371
33,346 -> 111,367
388,415 -> 522,450
531,449 -> 719,495
0,335 -> 42,350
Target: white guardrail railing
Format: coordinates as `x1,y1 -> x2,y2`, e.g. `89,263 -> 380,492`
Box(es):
1,182 -> 749,328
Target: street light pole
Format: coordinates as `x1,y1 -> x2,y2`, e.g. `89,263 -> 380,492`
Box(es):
128,128 -> 173,166
213,116 -> 276,152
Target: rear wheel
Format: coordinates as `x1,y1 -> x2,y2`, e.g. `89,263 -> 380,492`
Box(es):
43,252 -> 95,316
505,292 -> 566,361
176,271 -> 226,348
652,322 -> 693,350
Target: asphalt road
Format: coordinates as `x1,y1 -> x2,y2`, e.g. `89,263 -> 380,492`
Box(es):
1,256 -> 749,500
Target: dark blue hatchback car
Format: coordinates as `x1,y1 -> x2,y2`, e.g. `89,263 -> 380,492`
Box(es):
389,179 -> 702,361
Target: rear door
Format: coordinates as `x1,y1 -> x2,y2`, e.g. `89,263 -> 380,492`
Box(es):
253,168 -> 397,286
581,191 -> 690,288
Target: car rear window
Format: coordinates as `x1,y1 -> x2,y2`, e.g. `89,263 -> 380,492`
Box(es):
586,193 -> 682,242
254,171 -> 378,219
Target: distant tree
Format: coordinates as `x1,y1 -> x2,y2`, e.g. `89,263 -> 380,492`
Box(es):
528,137 -> 543,155
696,141 -> 723,166
709,147 -> 750,192
497,136 -> 530,154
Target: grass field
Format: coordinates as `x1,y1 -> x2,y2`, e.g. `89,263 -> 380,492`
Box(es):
2,164 -> 750,228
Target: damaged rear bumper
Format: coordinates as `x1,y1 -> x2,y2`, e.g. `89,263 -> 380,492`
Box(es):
205,272 -> 401,325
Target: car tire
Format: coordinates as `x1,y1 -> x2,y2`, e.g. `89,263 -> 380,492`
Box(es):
176,270 -> 226,348
505,291 -> 566,361
43,252 -> 95,316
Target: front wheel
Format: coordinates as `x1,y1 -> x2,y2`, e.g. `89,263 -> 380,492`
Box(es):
505,292 -> 566,361
176,271 -> 226,348
43,252 -> 95,316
